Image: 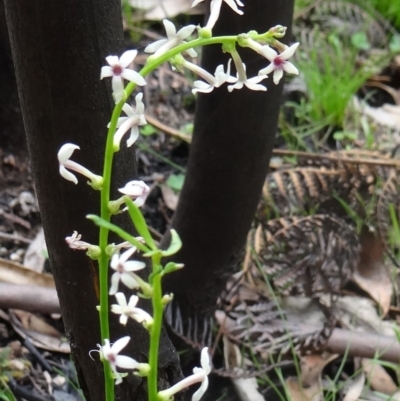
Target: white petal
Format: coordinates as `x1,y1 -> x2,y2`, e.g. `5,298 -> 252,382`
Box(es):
105,55 -> 119,66
115,355 -> 139,369
111,336 -> 130,354
115,292 -> 127,307
163,19 -> 177,39
177,25 -> 196,40
227,81 -> 243,92
145,39 -> 168,54
206,0 -> 222,30
134,195 -> 146,207
58,143 -> 79,163
283,61 -> 299,75
192,81 -> 213,94
111,305 -> 124,314
119,50 -> 138,68
260,45 -> 278,62
224,0 -> 243,14
109,273 -> 120,295
273,68 -> 284,85
121,272 -> 140,289
280,42 -> 299,60
245,81 -> 267,91
110,254 -> 119,270
112,76 -> 124,103
124,260 -> 146,272
192,376 -> 209,401
126,126 -> 139,147
113,116 -> 139,149
258,63 -> 274,76
120,314 -> 128,326
121,69 -> 146,86
120,246 -> 137,263
236,0 -> 244,6
128,295 -> 139,308
186,47 -> 198,58
200,348 -> 211,374
191,0 -> 204,7
100,66 -> 113,80
122,103 -> 135,117
59,165 -> 78,184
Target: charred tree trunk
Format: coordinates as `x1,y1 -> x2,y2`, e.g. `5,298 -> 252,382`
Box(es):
163,0 -> 295,317
3,1 -> 180,400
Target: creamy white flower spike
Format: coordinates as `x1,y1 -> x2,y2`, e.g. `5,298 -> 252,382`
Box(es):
94,336 -> 139,385
258,42 -> 299,84
192,0 -> 244,30
113,93 -> 147,151
58,144 -> 103,188
145,19 -> 197,59
109,247 -> 146,295
100,50 -> 146,103
118,180 -> 150,208
158,347 -> 212,401
111,293 -> 154,327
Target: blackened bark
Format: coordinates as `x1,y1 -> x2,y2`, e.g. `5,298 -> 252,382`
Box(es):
163,0 -> 295,317
4,1 -> 180,400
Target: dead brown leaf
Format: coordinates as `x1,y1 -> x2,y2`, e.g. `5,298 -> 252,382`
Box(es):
361,359 -> 398,394
343,373 -> 365,401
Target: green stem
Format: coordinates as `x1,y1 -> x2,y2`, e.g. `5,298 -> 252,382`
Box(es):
98,100 -> 125,401
148,254 -> 163,401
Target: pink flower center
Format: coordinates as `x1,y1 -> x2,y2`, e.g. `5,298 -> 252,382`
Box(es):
107,353 -> 116,363
273,57 -> 284,68
112,64 -> 123,76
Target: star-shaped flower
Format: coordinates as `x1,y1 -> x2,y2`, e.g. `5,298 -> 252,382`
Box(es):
109,247 -> 145,295
191,60 -> 235,94
101,50 -> 146,103
112,93 -> 147,150
227,62 -> 267,92
58,144 -> 103,188
158,347 -> 212,401
118,180 -> 150,208
111,292 -> 153,327
192,0 -> 244,30
258,43 -> 299,84
145,19 -> 197,59
95,336 -> 139,385
65,231 -> 91,250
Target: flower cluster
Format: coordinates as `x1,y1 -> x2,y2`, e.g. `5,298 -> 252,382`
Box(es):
57,1 -> 301,401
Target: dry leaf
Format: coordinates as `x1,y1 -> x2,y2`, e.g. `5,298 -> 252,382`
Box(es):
361,359 -> 397,394
300,354 -> 338,386
160,184 -> 179,210
343,373 -> 365,401
353,231 -> 392,316
23,227 -> 46,273
286,376 -> 323,401
9,310 -> 70,353
0,257 -> 55,288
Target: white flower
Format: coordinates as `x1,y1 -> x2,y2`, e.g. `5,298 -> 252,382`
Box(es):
65,231 -> 91,250
227,62 -> 267,92
158,347 -> 212,401
183,59 -> 234,94
58,144 -> 103,188
258,42 -> 299,84
113,93 -> 147,150
109,247 -> 146,295
118,180 -> 150,208
111,292 -> 154,327
192,0 -> 244,30
95,337 -> 139,385
100,50 -> 146,103
145,19 -> 197,59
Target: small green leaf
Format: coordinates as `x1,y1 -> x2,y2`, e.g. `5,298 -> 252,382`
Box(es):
140,125 -> 157,136
166,174 -> 185,192
351,32 -> 370,51
333,132 -> 345,140
124,197 -> 157,250
161,229 -> 182,257
163,262 -> 184,275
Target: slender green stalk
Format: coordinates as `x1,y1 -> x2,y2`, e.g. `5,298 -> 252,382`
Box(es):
98,100 -> 125,401
148,254 -> 163,401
